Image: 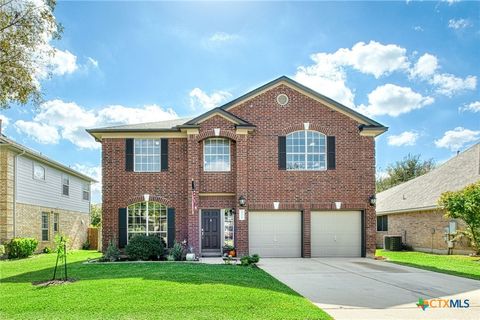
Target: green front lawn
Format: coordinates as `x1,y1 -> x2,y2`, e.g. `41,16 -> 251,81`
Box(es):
0,251 -> 330,320
377,249 -> 480,280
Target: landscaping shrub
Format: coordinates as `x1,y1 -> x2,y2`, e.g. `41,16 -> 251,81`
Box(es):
240,254 -> 260,267
82,240 -> 90,250
7,238 -> 38,259
125,235 -> 165,260
103,239 -> 120,262
169,241 -> 185,261
0,244 -> 5,256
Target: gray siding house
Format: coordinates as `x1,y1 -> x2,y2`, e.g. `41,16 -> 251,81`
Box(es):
0,126 -> 96,250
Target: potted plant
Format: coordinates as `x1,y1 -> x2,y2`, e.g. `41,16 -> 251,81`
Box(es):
223,245 -> 236,257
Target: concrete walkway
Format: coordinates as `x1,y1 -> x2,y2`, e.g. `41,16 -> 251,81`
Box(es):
259,258 -> 480,320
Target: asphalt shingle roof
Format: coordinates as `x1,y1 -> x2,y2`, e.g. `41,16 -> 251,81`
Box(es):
376,142 -> 480,215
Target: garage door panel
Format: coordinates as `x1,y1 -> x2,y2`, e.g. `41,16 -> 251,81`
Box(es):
311,211 -> 361,257
249,211 -> 301,258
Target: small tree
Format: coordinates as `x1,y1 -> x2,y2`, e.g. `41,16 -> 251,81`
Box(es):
90,204 -> 102,227
439,181 -> 480,255
377,154 -> 435,192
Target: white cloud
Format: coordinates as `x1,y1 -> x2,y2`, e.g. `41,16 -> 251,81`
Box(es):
14,120 -> 60,144
430,73 -> 477,96
208,32 -> 239,42
435,127 -> 480,151
189,88 -> 232,111
87,57 -> 99,68
15,100 -> 179,149
376,170 -> 389,180
293,41 -> 409,108
443,0 -> 460,4
413,26 -> 424,32
448,18 -> 472,30
357,84 -> 434,117
387,131 -> 419,146
0,115 -> 9,131
50,49 -> 78,75
460,101 -> 480,113
410,53 -> 438,79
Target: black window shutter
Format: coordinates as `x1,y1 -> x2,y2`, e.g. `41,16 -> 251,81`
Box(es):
327,136 -> 336,170
118,208 -> 127,248
125,139 -> 134,171
278,136 -> 286,170
161,138 -> 168,171
167,208 -> 175,248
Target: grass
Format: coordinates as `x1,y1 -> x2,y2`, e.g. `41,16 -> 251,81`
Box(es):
0,251 -> 331,320
377,249 -> 480,280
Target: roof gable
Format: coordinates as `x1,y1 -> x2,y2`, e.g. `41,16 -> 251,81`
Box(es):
220,76 -> 386,129
181,108 -> 254,128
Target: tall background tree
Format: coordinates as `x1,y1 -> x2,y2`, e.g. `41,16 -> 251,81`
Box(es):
0,0 -> 62,109
90,204 -> 101,227
376,154 -> 435,192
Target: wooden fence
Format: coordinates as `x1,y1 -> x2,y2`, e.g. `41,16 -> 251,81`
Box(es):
87,227 -> 101,251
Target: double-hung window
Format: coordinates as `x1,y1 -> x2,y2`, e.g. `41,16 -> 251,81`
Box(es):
377,215 -> 388,232
286,130 -> 326,170
127,201 -> 168,244
41,212 -> 49,241
53,213 -> 59,233
82,183 -> 90,201
204,138 -> 230,172
62,175 -> 70,196
134,139 -> 161,172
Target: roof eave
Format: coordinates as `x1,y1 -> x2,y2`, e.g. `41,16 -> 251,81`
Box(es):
359,125 -> 389,137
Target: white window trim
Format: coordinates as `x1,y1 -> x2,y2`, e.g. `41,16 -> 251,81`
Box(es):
133,139 -> 162,173
203,138 -> 231,172
126,201 -> 168,243
61,175 -> 70,197
82,183 -> 90,201
286,130 -> 327,171
41,212 -> 50,241
33,163 -> 46,181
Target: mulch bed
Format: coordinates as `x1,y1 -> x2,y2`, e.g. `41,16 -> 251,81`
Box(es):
32,278 -> 76,287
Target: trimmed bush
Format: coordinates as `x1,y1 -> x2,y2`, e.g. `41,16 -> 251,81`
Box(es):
0,244 -> 5,256
125,235 -> 165,261
240,254 -> 260,267
169,241 -> 185,261
7,238 -> 38,259
103,239 -> 120,262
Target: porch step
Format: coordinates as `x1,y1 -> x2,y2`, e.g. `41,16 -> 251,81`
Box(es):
201,252 -> 222,257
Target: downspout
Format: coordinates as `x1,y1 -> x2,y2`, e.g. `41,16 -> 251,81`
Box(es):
13,150 -> 26,238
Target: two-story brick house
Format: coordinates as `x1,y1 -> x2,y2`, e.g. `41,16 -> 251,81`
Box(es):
88,76 -> 387,257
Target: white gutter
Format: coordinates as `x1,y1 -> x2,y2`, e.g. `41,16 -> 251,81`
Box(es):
376,205 -> 439,216
13,149 -> 26,238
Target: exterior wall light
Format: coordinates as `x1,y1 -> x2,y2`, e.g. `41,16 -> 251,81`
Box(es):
334,201 -> 342,210
144,194 -> 150,202
238,195 -> 246,207
273,201 -> 280,210
369,195 -> 376,206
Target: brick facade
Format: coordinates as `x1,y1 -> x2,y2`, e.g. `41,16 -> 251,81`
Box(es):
101,83 -> 378,256
376,209 -> 473,254
15,203 -> 88,251
0,147 -> 15,243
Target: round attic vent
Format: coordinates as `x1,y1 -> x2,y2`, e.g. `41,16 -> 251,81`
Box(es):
276,94 -> 289,106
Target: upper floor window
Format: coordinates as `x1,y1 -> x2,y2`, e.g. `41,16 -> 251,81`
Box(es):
33,163 -> 45,180
134,139 -> 161,172
286,130 -> 326,170
82,183 -> 90,201
204,138 -> 230,172
62,175 -> 70,196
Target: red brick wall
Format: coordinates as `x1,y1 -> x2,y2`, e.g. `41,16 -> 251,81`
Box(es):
101,84 -> 377,256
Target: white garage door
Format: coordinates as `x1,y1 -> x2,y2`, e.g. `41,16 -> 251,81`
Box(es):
311,211 -> 362,257
249,211 -> 301,258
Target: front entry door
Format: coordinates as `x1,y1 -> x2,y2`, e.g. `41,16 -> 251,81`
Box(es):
201,210 -> 221,250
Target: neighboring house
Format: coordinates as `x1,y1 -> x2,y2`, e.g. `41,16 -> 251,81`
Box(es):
376,143 -> 480,254
88,76 -> 387,258
0,125 -> 96,250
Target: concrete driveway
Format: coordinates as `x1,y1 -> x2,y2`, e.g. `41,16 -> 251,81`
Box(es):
259,258 -> 479,320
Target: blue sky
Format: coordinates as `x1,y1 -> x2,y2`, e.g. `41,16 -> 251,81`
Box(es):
1,1 -> 479,203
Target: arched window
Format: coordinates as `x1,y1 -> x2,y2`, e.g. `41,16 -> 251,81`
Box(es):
127,201 -> 167,243
286,130 -> 326,170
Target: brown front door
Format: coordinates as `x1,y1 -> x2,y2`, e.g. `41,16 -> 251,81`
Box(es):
202,210 -> 221,250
